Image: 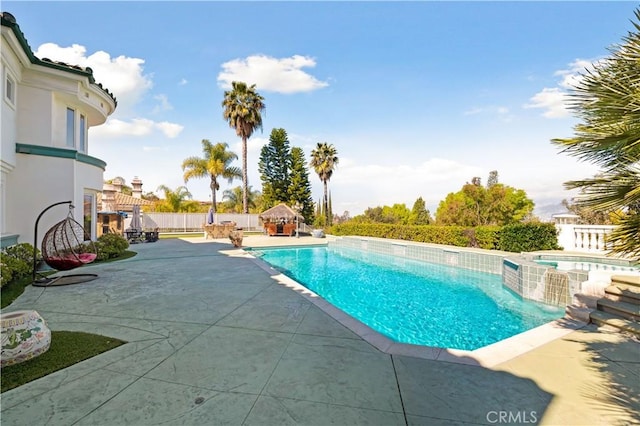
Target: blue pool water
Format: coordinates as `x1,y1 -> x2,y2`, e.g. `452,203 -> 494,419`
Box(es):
253,246 -> 563,351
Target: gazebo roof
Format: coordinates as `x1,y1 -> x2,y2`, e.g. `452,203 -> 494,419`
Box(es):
259,203 -> 302,220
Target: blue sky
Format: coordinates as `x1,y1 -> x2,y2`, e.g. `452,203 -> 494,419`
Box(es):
5,1 -> 636,217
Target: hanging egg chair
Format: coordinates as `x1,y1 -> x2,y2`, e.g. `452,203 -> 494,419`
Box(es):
42,210 -> 97,270
32,201 -> 99,286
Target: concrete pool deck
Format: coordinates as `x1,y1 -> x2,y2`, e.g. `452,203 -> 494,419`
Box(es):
1,236 -> 638,425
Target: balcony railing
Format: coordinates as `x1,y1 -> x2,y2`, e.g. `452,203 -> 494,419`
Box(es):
556,224 -> 617,253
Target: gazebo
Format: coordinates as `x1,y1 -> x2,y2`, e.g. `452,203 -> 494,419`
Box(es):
259,203 -> 303,236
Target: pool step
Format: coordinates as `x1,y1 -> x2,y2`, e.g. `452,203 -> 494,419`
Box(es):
590,311 -> 640,337
597,298 -> 639,322
611,274 -> 640,287
565,305 -> 593,323
605,284 -> 640,305
572,293 -> 600,309
588,274 -> 640,336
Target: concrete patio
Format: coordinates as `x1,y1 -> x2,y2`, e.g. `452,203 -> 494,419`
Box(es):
1,236 -> 638,425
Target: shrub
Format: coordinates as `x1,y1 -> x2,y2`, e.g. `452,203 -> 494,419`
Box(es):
1,257 -> 15,287
1,243 -> 39,288
328,222 -> 560,252
498,223 -> 561,252
95,233 -> 129,261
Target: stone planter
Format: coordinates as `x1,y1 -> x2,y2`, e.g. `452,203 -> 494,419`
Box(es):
229,229 -> 244,247
1,310 -> 52,368
311,229 -> 325,238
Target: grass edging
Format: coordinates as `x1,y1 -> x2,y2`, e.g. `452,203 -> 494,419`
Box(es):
1,330 -> 126,393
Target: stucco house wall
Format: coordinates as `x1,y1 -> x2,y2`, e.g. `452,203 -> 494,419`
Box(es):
1,11 -> 116,248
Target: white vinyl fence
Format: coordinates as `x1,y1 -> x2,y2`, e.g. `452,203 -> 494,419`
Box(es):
124,213 -> 261,232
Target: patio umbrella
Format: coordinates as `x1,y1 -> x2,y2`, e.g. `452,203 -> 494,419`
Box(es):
130,205 -> 142,231
206,208 -> 214,225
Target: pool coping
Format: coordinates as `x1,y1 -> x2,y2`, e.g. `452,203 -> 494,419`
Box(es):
243,250 -> 587,368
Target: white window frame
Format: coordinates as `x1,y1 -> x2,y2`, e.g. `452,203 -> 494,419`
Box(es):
66,107 -> 75,148
79,114 -> 87,153
83,192 -> 96,241
4,67 -> 16,106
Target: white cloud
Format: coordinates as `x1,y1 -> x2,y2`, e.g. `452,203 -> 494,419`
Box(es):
524,88 -> 569,118
155,122 -> 183,138
152,94 -> 173,113
35,43 -> 153,115
142,146 -> 168,152
90,118 -> 183,139
329,157 -> 484,214
179,78 -> 188,86
463,107 -> 484,116
217,54 -> 329,93
35,42 -> 184,141
91,118 -> 155,138
525,58 -> 602,119
463,106 -> 513,122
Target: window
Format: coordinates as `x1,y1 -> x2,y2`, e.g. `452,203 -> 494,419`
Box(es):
66,108 -> 75,148
4,70 -> 15,105
83,193 -> 94,241
79,114 -> 86,152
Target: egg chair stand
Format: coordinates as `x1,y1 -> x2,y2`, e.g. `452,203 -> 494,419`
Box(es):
32,201 -> 99,287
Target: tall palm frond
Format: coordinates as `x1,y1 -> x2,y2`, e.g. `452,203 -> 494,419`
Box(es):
552,9 -> 640,258
310,142 -> 339,225
156,185 -> 192,212
222,82 -> 266,213
182,140 -> 240,212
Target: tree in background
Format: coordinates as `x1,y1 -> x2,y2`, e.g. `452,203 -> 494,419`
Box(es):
310,142 -> 339,226
561,197 -> 614,225
222,81 -> 266,213
435,173 -> 534,226
155,185 -> 194,212
356,204 -> 411,224
142,192 -> 159,202
487,170 -> 499,188
105,177 -> 132,195
288,147 -> 315,224
410,197 -> 432,225
181,140 -> 241,212
333,210 -> 351,224
552,9 -> 640,258
259,128 -> 291,208
222,185 -> 260,213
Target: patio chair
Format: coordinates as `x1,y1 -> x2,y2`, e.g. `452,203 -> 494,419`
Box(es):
32,201 -> 99,287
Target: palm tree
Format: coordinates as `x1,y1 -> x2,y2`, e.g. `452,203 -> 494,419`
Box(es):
222,185 -> 260,213
182,140 -> 241,213
310,142 -> 339,225
155,185 -> 193,212
552,9 -> 640,258
222,81 -> 266,213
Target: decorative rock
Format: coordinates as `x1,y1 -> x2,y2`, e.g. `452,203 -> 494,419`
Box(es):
1,310 -> 51,368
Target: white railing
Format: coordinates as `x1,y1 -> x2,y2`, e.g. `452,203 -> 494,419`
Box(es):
556,223 -> 616,253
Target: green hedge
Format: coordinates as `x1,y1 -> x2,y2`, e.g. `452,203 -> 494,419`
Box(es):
498,223 -> 561,252
1,243 -> 39,288
328,222 -> 559,253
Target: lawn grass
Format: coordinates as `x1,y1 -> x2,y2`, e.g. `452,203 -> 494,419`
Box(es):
1,330 -> 126,393
1,250 -> 137,309
1,275 -> 37,309
1,251 -> 134,392
159,232 -> 202,239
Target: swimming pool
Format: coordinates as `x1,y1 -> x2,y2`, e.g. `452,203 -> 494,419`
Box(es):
252,246 -> 563,351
